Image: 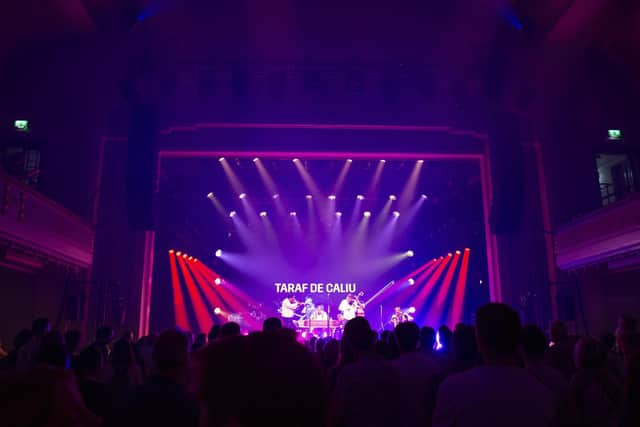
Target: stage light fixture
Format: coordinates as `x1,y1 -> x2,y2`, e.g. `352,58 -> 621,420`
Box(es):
421,194 -> 428,199
290,211 -> 297,216
406,250 -> 414,257
389,195 -> 396,200
357,194 -> 365,200
408,306 -> 416,314
392,211 -> 400,218
347,159 -> 353,163
336,211 -> 342,217
188,256 -> 193,260
292,158 -> 299,163
455,250 -> 461,255
194,259 -> 198,262
229,211 -> 237,218
239,193 -> 246,199
465,248 -> 470,251
306,194 -> 312,200
328,195 -> 336,200
218,157 -> 225,162
215,249 -> 222,258
417,160 -> 424,164
448,253 -> 452,257
214,278 -> 222,285
259,211 -> 267,217
182,253 -> 188,258
253,157 -> 259,162
479,279 -> 484,285
272,194 -> 279,199
214,307 -> 221,315
176,251 -> 182,256
206,192 -> 214,199
363,211 -> 371,217
408,278 -> 415,285
380,159 -> 386,163
168,249 -> 174,254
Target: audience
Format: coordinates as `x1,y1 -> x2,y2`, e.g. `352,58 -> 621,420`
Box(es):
107,330 -> 198,427
332,317 -> 401,427
570,336 -> 622,426
545,319 -> 576,381
262,316 -> 282,332
17,317 -> 50,371
520,324 -> 568,396
1,301 -> 637,427
221,321 -> 241,337
392,322 -> 439,427
420,326 -> 436,358
433,303 -> 555,427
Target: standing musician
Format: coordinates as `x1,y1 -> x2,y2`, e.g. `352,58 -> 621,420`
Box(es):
280,295 -> 302,329
354,292 -> 366,317
338,294 -> 357,321
390,306 -> 413,327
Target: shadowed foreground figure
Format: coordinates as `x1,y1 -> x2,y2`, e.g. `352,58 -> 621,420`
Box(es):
195,329 -> 327,427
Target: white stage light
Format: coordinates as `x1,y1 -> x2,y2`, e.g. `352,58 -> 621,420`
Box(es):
392,211 -> 400,218
408,278 -> 415,285
215,249 -> 222,258
207,192 -> 214,199
389,195 -> 396,200
408,306 -> 416,314
290,211 -> 297,216
214,278 -> 222,285
218,157 -> 225,162
259,211 -> 267,217
357,194 -> 365,200
328,195 -> 336,200
239,193 -> 247,199
406,250 -> 414,257
214,307 -> 221,315
229,211 -> 237,218
253,157 -> 259,162
306,194 -> 312,200
336,211 -> 342,217
363,211 -> 371,217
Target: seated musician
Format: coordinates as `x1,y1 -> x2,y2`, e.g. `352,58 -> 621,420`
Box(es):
390,306 -> 413,327
310,304 -> 328,321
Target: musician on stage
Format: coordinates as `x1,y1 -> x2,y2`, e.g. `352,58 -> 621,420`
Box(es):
338,294 -> 357,321
310,304 -> 328,321
280,295 -> 301,329
390,306 -> 413,327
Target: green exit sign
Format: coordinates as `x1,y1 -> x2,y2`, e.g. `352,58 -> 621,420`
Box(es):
14,119 -> 30,132
608,129 -> 622,140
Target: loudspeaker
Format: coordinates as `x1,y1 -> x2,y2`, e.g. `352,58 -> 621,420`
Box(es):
126,104 -> 157,230
489,112 -> 525,234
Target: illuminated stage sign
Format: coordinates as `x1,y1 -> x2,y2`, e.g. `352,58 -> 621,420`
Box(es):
274,282 -> 357,294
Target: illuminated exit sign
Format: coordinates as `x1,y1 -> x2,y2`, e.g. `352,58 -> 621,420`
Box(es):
608,129 -> 622,140
14,120 -> 30,132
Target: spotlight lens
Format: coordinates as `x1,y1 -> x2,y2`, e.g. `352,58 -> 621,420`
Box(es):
328,195 -> 336,200
408,306 -> 416,314
272,194 -> 279,199
389,195 -> 396,200
406,250 -> 414,257
347,159 -> 353,163
380,159 -> 386,163
292,158 -> 299,163
169,249 -> 174,254
182,254 -> 187,258
215,249 -> 222,258
214,307 -> 221,315
357,194 -> 365,200
214,278 -> 222,285
259,211 -> 267,217
176,251 -> 182,256
253,157 -> 259,162
421,194 -> 428,199
306,194 -> 312,199
408,278 -> 415,285
393,211 -> 400,217
455,250 -> 461,255
229,211 -> 237,218
336,211 -> 342,217
218,157 -> 225,162
188,256 -> 193,260
290,211 -> 297,216
363,211 -> 371,217
465,248 -> 470,251
207,192 -> 214,199
239,193 -> 246,199
417,160 -> 424,164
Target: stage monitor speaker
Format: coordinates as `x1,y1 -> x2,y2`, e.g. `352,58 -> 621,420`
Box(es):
126,104 -> 157,230
489,113 -> 525,235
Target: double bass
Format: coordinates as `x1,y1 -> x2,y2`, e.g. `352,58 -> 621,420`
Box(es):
354,291 -> 365,317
